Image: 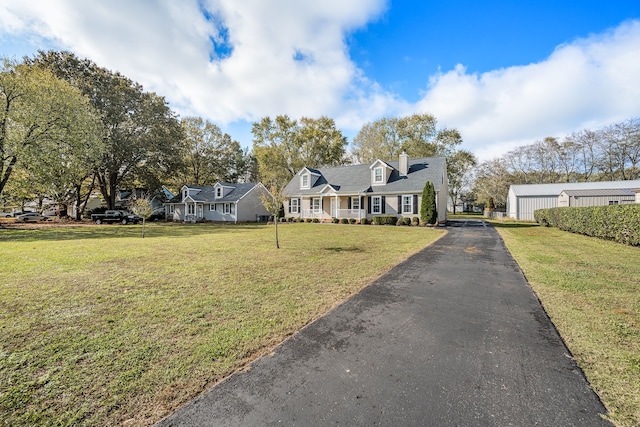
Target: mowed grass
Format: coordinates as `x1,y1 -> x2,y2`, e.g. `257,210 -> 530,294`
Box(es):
494,223 -> 640,427
0,222 -> 444,426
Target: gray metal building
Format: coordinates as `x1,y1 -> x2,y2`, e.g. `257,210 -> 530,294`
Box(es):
507,180 -> 640,221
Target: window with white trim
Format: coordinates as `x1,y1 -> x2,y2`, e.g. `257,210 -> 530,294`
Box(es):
290,198 -> 300,213
301,174 -> 309,189
216,187 -> 222,198
224,203 -> 231,214
169,205 -> 174,214
402,195 -> 413,214
188,204 -> 195,215
311,198 -> 321,213
374,167 -> 383,183
609,200 -> 619,205
372,196 -> 382,214
351,197 -> 360,213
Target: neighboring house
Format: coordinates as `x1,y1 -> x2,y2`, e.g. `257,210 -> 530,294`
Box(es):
507,180 -> 640,221
635,189 -> 640,204
118,187 -> 174,213
282,153 -> 448,223
165,182 -> 271,223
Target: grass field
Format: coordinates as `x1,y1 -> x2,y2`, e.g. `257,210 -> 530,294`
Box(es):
0,222 -> 444,426
494,223 -> 640,427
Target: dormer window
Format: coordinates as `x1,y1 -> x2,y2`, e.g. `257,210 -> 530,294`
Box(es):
183,188 -> 188,200
216,187 -> 222,198
301,174 -> 310,189
374,167 -> 383,183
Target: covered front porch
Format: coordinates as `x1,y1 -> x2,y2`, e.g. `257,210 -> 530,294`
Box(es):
295,194 -> 366,221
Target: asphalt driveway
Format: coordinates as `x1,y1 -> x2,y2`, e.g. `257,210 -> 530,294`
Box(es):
158,219 -> 611,426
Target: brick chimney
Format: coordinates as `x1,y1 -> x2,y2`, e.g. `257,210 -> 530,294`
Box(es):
399,151 -> 408,176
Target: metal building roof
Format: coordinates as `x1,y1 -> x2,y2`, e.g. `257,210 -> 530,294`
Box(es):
510,180 -> 640,197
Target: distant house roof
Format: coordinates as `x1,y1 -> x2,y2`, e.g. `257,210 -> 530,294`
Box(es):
166,182 -> 262,204
561,188 -> 636,197
510,180 -> 640,197
283,157 -> 446,197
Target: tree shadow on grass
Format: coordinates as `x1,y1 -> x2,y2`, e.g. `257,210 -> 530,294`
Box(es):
490,221 -> 540,230
0,222 -> 271,243
324,246 -> 364,253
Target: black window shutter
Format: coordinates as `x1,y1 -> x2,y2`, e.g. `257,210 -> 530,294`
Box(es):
348,197 -> 351,209
413,195 -> 418,214
288,199 -> 291,213
367,197 -> 371,214
360,196 -> 364,209
397,196 -> 402,213
381,196 -> 386,214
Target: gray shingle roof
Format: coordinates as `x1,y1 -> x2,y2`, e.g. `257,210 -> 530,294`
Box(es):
283,157 -> 446,196
167,182 -> 260,203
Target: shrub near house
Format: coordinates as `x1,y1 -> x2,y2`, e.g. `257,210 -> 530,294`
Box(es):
535,204 -> 640,246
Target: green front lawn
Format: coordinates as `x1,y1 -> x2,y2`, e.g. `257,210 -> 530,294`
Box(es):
495,223 -> 640,427
0,223 -> 444,426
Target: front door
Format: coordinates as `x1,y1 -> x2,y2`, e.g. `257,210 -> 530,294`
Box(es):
330,198 -> 337,218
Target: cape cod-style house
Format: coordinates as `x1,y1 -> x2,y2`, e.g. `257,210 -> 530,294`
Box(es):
282,153 -> 448,223
165,182 -> 271,223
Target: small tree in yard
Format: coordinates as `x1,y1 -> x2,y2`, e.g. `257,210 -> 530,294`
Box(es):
260,184 -> 285,249
421,181 -> 437,225
131,197 -> 154,238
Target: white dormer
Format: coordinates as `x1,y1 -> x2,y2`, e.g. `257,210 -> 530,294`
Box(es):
214,182 -> 234,199
181,185 -> 202,202
298,167 -> 321,189
369,160 -> 393,186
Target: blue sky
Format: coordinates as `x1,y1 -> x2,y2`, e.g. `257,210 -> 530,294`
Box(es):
1,0 -> 640,160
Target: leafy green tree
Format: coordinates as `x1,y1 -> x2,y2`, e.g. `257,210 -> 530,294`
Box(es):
0,58 -> 100,201
252,115 -> 348,185
30,51 -> 185,209
471,158 -> 512,209
447,150 -> 477,214
173,117 -> 253,187
421,181 -> 437,225
353,113 -> 462,163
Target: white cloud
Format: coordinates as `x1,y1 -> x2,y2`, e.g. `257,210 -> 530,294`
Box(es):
0,0 -> 393,130
1,2 -> 639,159
416,20 -> 640,160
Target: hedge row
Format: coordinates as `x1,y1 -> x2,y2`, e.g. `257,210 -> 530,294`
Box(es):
534,204 -> 640,246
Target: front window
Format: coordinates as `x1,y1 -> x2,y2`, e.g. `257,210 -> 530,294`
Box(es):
290,198 -> 299,214
372,196 -> 382,214
351,197 -> 360,213
224,203 -> 231,214
169,205 -> 174,214
374,167 -> 383,183
188,204 -> 195,215
609,200 -> 619,205
402,195 -> 413,214
301,174 -> 309,189
311,198 -> 321,213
